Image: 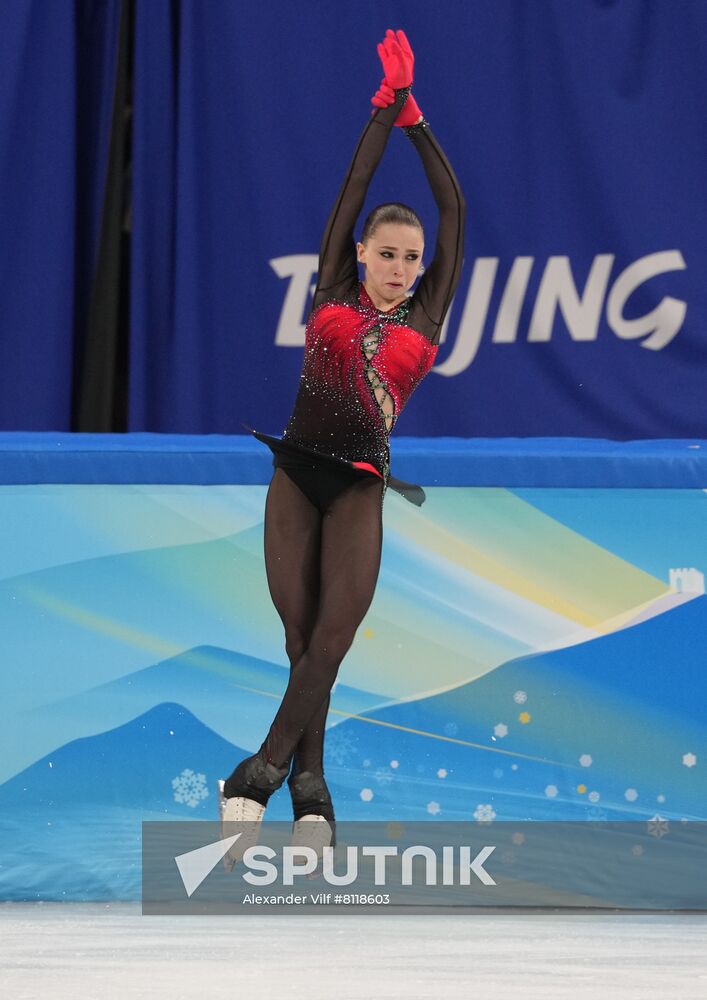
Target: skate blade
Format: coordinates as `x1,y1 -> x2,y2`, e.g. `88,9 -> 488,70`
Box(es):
217,780 -> 236,871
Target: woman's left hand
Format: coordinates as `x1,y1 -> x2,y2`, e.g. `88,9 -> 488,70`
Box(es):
376,28 -> 414,90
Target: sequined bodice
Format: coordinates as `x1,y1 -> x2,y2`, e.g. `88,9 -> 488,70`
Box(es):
260,88 -> 464,495
282,282 -> 438,481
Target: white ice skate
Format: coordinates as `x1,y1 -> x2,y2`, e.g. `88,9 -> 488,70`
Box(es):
217,778 -> 266,871
289,813 -> 335,861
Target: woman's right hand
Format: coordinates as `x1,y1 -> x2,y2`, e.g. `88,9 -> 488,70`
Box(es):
371,79 -> 423,127
376,28 -> 414,90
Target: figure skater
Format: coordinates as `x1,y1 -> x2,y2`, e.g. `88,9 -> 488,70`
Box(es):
218,28 -> 465,867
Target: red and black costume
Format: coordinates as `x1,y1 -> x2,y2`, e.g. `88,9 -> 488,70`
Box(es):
246,84 -> 465,510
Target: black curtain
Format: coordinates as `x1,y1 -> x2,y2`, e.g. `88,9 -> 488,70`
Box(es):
72,0 -> 132,431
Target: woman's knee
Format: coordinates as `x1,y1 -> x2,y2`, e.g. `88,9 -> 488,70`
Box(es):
307,623 -> 356,665
285,627 -> 310,667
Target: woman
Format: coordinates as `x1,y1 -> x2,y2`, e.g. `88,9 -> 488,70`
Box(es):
218,28 -> 465,867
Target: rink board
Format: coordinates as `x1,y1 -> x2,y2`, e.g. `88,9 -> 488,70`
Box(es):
0,432 -> 705,902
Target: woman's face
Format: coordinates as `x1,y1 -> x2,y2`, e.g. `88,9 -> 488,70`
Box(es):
356,223 -> 424,307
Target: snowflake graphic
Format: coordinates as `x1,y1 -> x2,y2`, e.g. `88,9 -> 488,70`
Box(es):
579,754 -> 593,768
494,723 -> 508,738
682,752 -> 697,768
427,801 -> 441,816
648,814 -> 669,838
513,690 -> 527,704
374,767 -> 394,786
171,768 -> 209,808
325,727 -> 358,766
473,803 -> 496,824
443,721 -> 459,736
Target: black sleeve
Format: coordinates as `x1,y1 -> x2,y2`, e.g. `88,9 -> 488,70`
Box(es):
309,86 -> 412,315
404,119 -> 466,346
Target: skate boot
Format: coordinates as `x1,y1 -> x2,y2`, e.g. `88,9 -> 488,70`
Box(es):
217,754 -> 290,870
287,770 -> 337,857
216,779 -> 242,872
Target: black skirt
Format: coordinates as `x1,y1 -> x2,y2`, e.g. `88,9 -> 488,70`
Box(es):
242,425 -> 427,506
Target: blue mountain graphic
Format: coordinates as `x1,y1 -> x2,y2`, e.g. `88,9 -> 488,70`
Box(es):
0,702 -> 248,813
18,643 -> 386,780
318,596 -> 707,820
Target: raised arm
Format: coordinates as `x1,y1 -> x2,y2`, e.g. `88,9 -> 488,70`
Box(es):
309,85 -> 412,315
404,118 -> 466,345
370,32 -> 466,345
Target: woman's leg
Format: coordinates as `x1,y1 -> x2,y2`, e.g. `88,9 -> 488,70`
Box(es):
262,468 -> 328,775
258,474 -> 385,769
223,467 -> 326,801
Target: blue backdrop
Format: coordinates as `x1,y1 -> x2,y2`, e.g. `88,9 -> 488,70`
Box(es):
0,0 -> 705,436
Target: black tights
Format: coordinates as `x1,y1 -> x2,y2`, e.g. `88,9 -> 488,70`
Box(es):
257,465 -> 385,774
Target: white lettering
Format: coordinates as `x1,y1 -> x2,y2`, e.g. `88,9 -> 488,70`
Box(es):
361,845 -> 398,884
528,254 -> 614,343
321,844 -> 359,885
236,844 -> 497,886
466,845 -> 496,886
282,846 -> 319,885
401,845 -> 438,886
606,250 -> 686,350
434,257 -> 498,375
270,254 -> 317,346
493,256 -> 534,344
271,251 -> 688,370
241,846 -> 278,885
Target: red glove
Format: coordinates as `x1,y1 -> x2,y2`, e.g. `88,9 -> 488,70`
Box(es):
371,79 -> 424,127
376,28 -> 414,89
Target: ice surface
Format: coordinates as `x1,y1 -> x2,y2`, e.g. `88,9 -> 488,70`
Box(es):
1,903 -> 706,999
